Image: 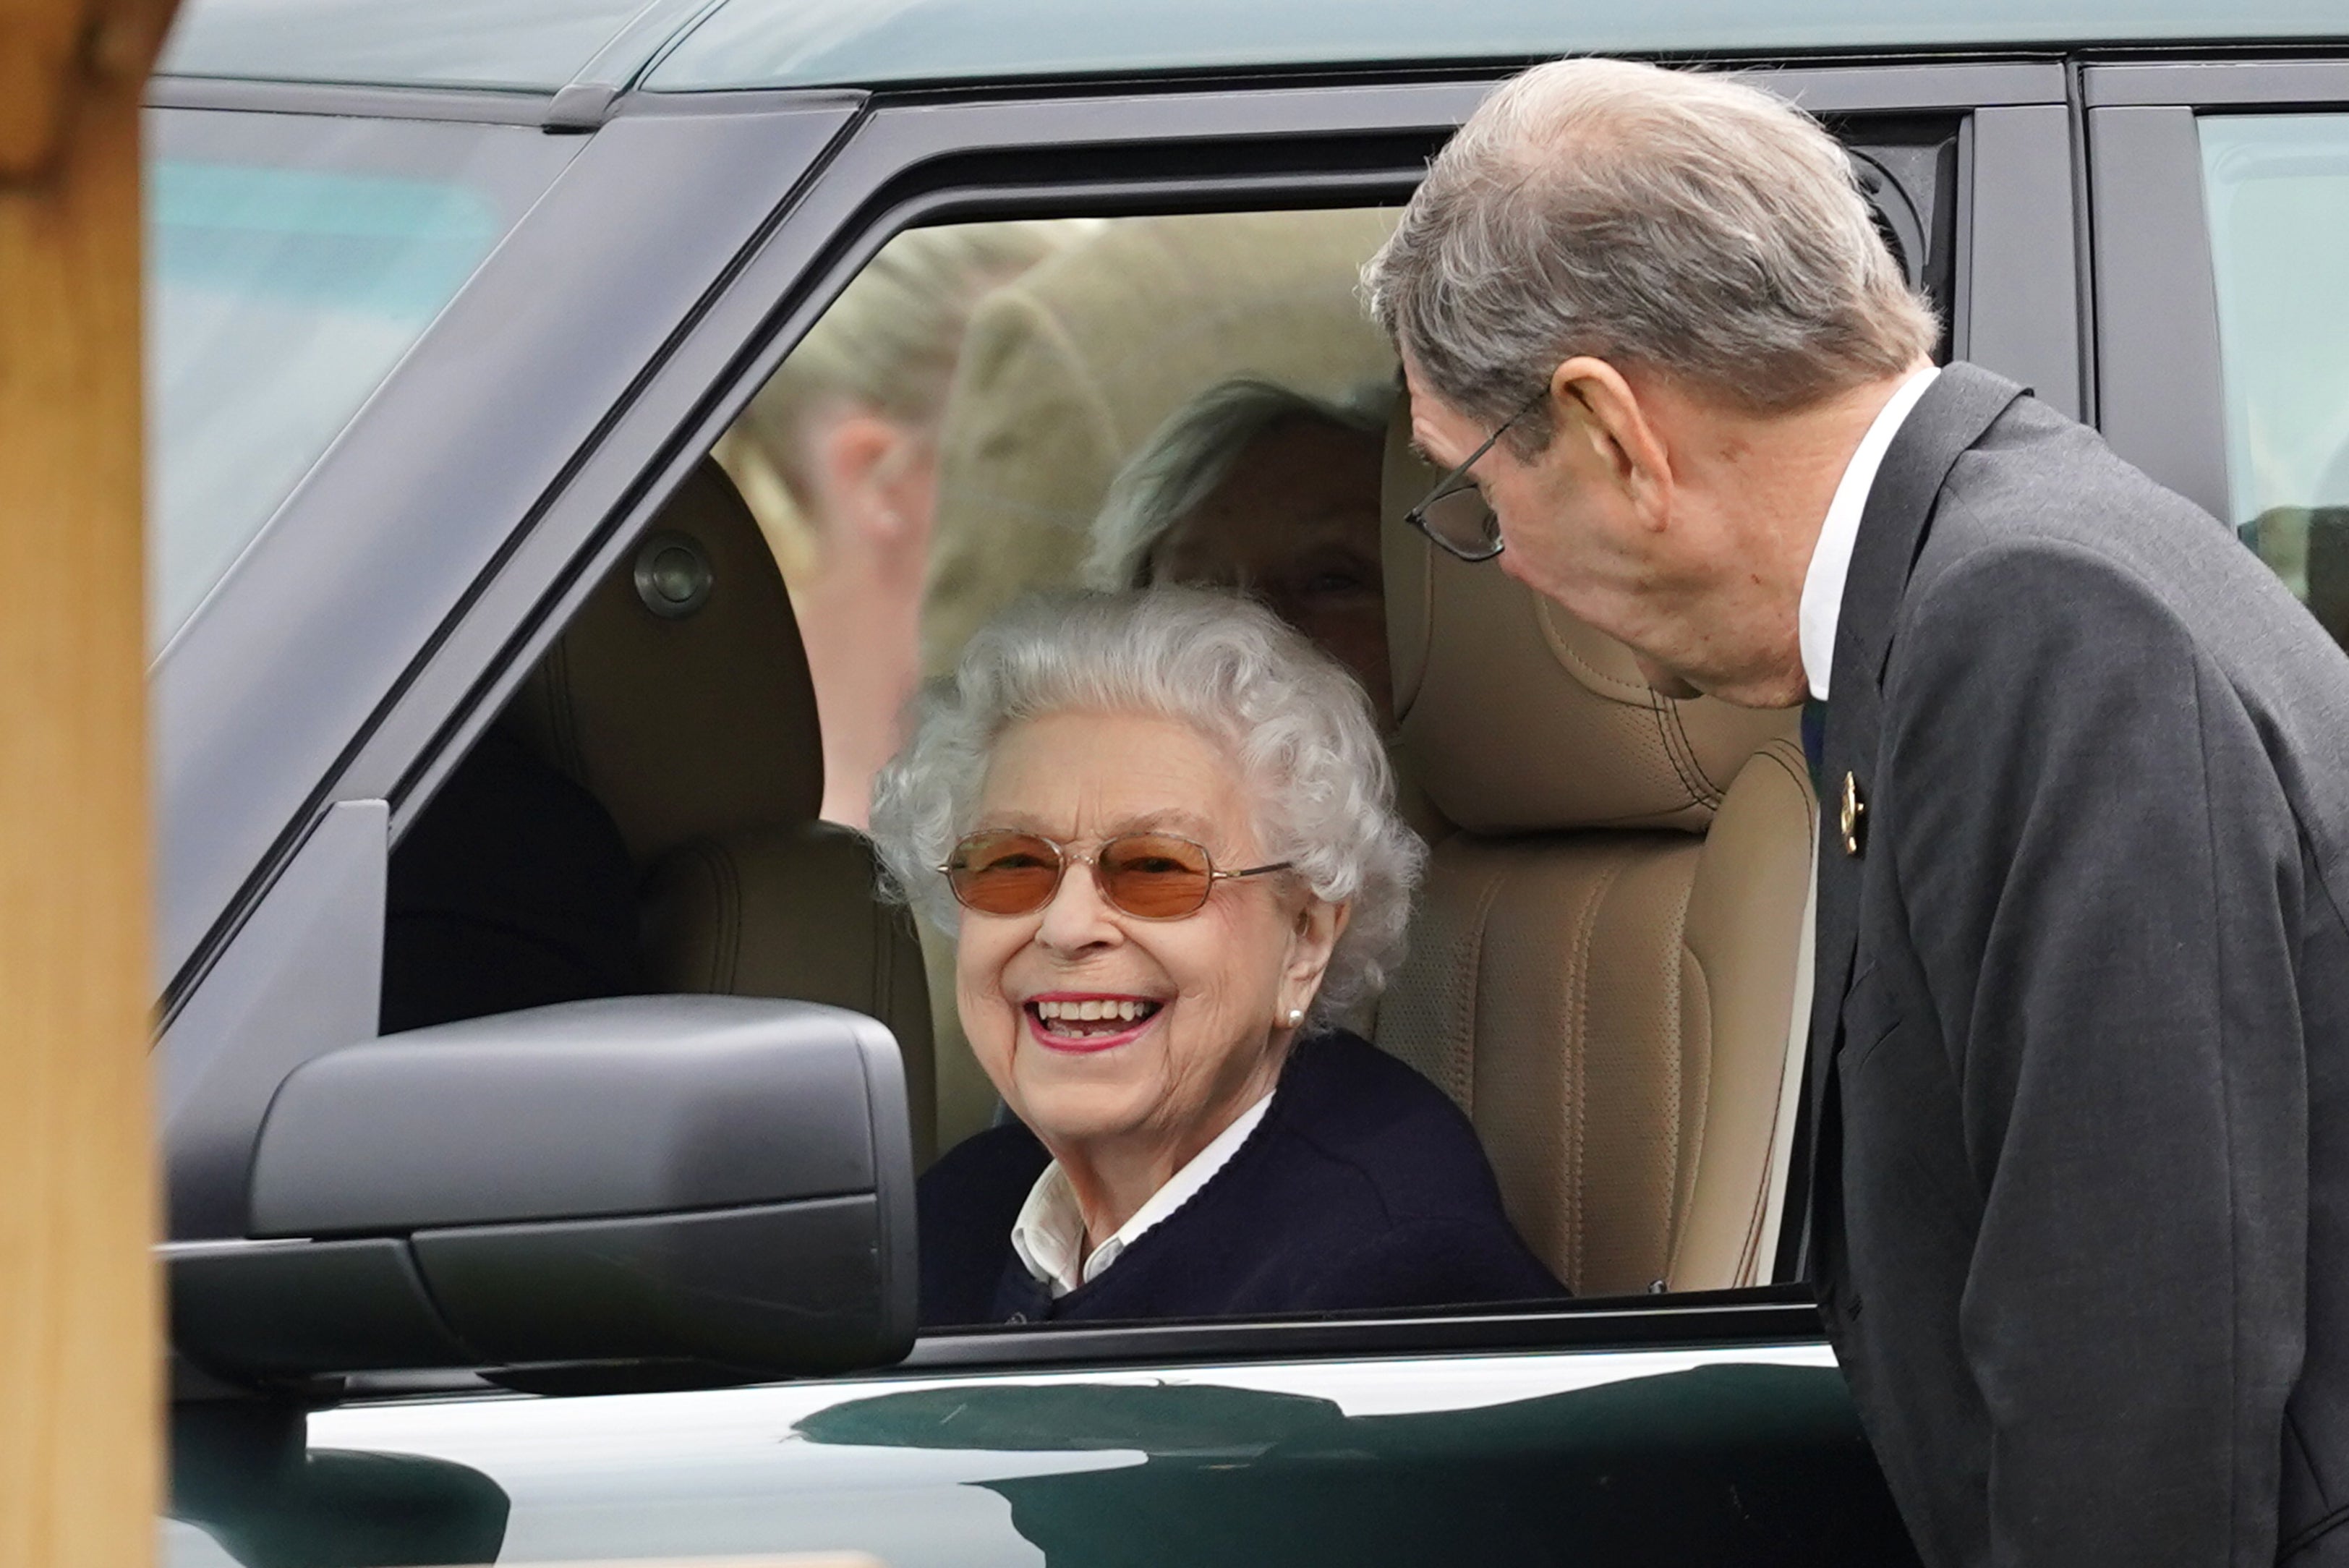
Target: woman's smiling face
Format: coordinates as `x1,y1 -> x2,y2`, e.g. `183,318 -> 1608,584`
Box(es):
955,707 -> 1340,1164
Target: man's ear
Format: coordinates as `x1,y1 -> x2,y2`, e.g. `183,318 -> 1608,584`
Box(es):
1550,356 -> 1674,527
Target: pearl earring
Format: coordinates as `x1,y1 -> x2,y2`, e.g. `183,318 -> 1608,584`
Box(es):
1285,1007 -> 1305,1028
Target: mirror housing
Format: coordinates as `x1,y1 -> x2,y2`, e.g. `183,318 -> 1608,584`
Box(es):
169,996 -> 916,1386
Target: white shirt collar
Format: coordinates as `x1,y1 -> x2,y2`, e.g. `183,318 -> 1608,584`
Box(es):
1010,1090 -> 1274,1298
1797,366 -> 1940,702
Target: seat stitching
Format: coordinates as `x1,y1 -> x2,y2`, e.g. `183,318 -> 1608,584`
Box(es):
1653,691 -> 1728,809
1532,598 -> 1653,702
1645,685 -> 1714,812
1564,847 -> 1630,1290
1457,857 -> 1512,1117
1668,940 -> 1707,1282
1750,738 -> 1820,824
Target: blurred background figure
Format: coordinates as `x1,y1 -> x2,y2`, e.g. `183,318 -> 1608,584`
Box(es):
917,209 -> 1400,678
1086,376 -> 1394,724
716,220 -> 1078,826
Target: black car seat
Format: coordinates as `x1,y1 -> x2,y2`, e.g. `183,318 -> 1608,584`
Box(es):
502,459 -> 937,1164
1375,409 -> 1817,1295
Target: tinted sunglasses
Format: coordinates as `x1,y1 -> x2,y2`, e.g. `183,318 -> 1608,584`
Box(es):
940,830 -> 1292,920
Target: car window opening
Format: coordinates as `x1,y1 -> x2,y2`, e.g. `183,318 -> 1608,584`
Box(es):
385,179 -> 1951,1340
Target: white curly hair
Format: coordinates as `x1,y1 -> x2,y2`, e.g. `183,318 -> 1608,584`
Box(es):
869,587 -> 1423,1026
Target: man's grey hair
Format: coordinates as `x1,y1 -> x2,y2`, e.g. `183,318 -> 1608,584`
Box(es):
1083,378 -> 1396,590
869,587 -> 1425,1026
1363,58 -> 1937,442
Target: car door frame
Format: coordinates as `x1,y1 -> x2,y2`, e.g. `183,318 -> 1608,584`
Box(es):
2083,55 -> 2349,524
158,51 -> 2074,1322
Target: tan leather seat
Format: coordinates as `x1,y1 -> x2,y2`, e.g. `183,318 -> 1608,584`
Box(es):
503,460 -> 937,1164
1374,415 -> 1815,1295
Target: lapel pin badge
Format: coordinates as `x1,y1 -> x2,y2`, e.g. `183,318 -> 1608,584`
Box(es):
1840,770 -> 1868,857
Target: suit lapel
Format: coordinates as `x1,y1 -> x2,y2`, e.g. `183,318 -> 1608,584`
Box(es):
1795,363 -> 2026,1273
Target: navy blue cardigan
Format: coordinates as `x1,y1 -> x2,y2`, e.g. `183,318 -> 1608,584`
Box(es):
917,1031 -> 1566,1326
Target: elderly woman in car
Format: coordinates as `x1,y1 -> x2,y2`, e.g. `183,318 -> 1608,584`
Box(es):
872,588 -> 1560,1326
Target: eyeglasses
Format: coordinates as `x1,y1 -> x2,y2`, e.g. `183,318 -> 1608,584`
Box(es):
939,830 -> 1292,920
1403,389 -> 1546,563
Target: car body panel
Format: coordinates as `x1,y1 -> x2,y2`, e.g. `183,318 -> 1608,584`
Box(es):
147,21 -> 2349,1567
170,1342 -> 1924,1568
158,0 -> 2349,99
158,0 -> 685,95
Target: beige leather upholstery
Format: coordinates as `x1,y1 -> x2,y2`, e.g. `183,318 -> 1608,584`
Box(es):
508,460 -> 937,1164
1373,414 -> 1815,1295
507,461 -> 824,864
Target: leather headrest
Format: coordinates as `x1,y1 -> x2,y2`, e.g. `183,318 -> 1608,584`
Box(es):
506,459 -> 823,864
1384,406 -> 1794,835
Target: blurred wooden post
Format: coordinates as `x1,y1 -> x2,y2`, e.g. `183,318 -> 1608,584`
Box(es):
0,4 -> 178,1568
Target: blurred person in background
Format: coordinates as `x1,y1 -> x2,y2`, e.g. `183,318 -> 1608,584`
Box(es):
717,220 -> 1078,826
917,209 -> 1400,678
1086,377 -> 1396,724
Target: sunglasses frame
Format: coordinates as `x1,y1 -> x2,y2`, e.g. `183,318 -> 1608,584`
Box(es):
938,829 -> 1292,921
1402,387 -> 1548,563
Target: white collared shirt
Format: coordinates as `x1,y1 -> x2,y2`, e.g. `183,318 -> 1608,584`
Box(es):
1010,1091 -> 1274,1298
1797,366 -> 1940,702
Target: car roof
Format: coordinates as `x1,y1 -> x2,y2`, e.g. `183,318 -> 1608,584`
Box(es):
161,0 -> 2348,97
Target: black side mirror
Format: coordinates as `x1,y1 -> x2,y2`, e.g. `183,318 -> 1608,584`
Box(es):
167,996 -> 915,1388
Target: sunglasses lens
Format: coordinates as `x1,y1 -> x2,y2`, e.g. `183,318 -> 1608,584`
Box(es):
1099,834 -> 1216,919
1418,485 -> 1500,558
946,831 -> 1062,916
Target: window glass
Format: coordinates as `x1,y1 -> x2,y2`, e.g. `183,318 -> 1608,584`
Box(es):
2201,113 -> 2349,622
159,0 -> 647,91
649,0 -> 2348,92
405,171 -> 1945,1329
147,109 -> 576,647
715,210 -> 1403,1179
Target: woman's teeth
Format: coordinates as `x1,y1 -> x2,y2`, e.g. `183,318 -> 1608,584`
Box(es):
1031,998 -> 1160,1036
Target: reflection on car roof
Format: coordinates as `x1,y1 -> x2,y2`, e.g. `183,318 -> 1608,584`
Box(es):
161,0 -> 2349,97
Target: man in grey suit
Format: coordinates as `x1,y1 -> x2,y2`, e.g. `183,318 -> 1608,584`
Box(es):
1365,57 -> 2349,1567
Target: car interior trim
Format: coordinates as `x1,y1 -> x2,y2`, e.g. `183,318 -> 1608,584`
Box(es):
1961,103 -> 2086,418
2086,100 -> 2232,519
2081,54 -> 2349,107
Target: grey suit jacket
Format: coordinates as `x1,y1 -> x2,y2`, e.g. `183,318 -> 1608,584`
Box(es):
1806,363 -> 2349,1567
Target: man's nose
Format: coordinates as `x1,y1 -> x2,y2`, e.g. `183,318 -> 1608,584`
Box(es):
1034,858 -> 1120,953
